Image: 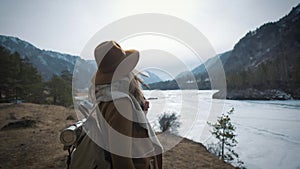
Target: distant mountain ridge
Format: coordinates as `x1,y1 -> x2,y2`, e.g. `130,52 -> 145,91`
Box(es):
0,35 -> 80,81
217,3 -> 300,99
142,71 -> 162,84
150,3 -> 300,99
1,3 -> 299,98
0,36 -> 163,89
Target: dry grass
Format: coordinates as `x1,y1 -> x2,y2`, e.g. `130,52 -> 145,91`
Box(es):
0,103 -> 75,169
0,103 -> 234,169
159,134 -> 234,169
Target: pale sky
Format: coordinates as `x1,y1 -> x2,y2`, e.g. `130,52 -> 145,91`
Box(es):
0,0 -> 299,73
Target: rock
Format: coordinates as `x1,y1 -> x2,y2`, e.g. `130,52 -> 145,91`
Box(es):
66,115 -> 75,120
268,89 -> 293,100
1,118 -> 36,130
212,90 -> 227,99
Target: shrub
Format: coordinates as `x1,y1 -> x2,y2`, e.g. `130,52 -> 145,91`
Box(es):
158,112 -> 180,134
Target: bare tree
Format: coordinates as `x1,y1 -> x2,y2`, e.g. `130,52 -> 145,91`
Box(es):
158,112 -> 180,134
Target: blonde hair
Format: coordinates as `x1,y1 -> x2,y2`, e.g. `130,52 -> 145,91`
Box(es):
129,74 -> 145,106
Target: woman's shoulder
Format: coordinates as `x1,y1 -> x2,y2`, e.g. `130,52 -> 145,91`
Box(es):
99,97 -> 131,105
99,98 -> 133,113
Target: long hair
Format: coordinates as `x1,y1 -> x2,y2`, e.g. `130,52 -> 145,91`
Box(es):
129,74 -> 146,106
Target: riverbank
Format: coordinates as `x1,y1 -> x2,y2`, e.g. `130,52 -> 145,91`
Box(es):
0,103 -> 234,169
213,88 -> 295,100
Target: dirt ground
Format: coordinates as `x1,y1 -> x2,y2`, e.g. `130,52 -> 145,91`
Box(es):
0,103 -> 234,169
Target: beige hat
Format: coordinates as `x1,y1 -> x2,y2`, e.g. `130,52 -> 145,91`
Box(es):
94,41 -> 139,85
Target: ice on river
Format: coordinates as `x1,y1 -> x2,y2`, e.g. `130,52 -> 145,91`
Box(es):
144,90 -> 300,169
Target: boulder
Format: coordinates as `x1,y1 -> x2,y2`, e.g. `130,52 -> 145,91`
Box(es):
1,117 -> 36,130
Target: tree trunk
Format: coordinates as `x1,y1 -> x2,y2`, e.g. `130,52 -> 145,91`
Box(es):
221,137 -> 225,160
53,95 -> 57,104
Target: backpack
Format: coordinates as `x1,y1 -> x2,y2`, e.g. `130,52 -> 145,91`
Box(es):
60,100 -> 111,169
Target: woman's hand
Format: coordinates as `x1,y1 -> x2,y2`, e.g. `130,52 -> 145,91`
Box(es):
143,100 -> 149,115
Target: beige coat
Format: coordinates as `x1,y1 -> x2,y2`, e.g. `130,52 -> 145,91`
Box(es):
98,98 -> 162,169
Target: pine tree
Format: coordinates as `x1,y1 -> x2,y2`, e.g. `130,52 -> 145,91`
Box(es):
0,47 -> 18,101
20,57 -> 45,103
47,71 -> 72,107
0,47 -> 45,103
61,70 -> 72,85
207,108 -> 245,168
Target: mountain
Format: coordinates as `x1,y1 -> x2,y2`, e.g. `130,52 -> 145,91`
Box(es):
199,4 -> 300,99
0,35 -> 162,89
150,3 -> 300,100
148,51 -> 231,90
72,59 -> 97,89
174,51 -> 232,90
142,71 -> 162,84
0,35 -> 81,81
2,3 -> 299,98
216,3 -> 300,99
0,35 -> 99,89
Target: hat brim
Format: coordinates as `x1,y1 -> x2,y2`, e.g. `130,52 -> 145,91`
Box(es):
94,49 -> 139,85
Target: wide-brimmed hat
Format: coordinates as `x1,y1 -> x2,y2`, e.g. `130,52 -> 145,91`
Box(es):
94,41 -> 139,85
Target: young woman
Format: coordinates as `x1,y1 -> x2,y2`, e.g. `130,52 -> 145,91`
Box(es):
93,41 -> 162,169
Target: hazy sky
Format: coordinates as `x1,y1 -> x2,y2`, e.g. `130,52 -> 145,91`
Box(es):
0,0 -> 299,62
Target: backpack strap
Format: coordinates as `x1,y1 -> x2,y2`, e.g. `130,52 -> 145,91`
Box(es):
64,99 -> 102,169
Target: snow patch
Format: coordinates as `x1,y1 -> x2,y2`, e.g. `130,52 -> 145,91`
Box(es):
37,55 -> 48,66
46,51 -> 77,65
10,37 -> 19,45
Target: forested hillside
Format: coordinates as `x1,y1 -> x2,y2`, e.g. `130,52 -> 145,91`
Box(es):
0,47 -> 72,106
149,4 -> 300,100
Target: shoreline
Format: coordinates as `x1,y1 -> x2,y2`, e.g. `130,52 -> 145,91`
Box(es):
0,103 -> 235,169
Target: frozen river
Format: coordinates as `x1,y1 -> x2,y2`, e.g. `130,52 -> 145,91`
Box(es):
143,90 -> 300,169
